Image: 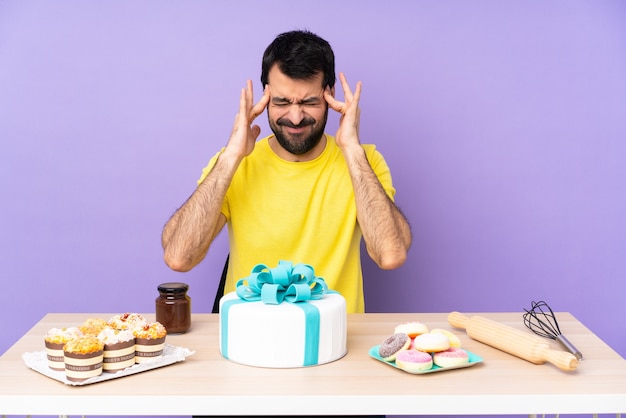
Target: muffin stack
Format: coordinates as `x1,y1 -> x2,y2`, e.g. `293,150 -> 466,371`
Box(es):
44,313 -> 167,382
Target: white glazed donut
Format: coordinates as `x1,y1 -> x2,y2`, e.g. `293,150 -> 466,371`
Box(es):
413,332 -> 450,353
433,347 -> 470,367
430,328 -> 462,348
394,322 -> 429,338
395,349 -> 433,372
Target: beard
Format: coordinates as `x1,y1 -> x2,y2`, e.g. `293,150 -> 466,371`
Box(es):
269,107 -> 328,155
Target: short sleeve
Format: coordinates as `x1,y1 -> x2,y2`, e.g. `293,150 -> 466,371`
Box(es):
363,144 -> 396,202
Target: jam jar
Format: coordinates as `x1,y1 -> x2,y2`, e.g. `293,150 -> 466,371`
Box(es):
156,282 -> 191,334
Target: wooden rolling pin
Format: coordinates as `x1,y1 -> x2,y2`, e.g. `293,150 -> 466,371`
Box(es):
448,311 -> 578,371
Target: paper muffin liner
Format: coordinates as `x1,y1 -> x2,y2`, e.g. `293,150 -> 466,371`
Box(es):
64,350 -> 104,382
103,339 -> 136,373
44,340 -> 65,371
135,336 -> 166,364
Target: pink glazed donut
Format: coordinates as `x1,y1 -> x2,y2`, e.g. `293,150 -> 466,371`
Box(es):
395,349 -> 433,372
433,347 -> 470,368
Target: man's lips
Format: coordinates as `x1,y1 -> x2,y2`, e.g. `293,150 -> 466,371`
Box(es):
284,125 -> 308,133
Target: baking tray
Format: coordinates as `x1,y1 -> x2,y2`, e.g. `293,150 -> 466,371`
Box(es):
23,343 -> 194,386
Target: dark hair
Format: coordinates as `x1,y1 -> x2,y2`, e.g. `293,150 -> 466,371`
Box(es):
261,30 -> 335,89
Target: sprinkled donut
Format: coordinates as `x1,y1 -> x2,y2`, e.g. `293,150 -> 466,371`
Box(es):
395,349 -> 433,372
378,333 -> 410,361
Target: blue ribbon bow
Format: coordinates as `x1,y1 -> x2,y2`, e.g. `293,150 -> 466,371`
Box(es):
235,260 -> 329,304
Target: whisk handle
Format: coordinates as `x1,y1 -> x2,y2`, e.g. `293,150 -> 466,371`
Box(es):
556,334 -> 583,360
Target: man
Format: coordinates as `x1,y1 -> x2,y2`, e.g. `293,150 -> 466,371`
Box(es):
162,30 -> 411,313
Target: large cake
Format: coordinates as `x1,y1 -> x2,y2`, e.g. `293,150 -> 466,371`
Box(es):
219,261 -> 347,368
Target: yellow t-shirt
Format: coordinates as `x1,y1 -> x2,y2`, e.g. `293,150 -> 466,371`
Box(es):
198,135 -> 396,313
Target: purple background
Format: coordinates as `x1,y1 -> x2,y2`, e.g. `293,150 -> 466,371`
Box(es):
1,1 -> 625,417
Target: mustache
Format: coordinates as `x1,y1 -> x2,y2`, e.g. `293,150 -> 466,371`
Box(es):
276,117 -> 315,128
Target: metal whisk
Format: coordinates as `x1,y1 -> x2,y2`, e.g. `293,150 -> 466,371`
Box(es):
523,300 -> 583,360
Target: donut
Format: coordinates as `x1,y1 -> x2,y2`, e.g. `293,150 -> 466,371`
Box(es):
433,347 -> 470,367
378,333 -> 410,361
413,332 -> 450,353
394,322 -> 429,338
395,349 -> 433,372
430,328 -> 462,348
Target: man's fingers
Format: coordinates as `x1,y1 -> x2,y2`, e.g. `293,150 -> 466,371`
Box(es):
324,90 -> 344,113
250,124 -> 261,140
245,80 -> 254,106
238,87 -> 247,116
353,81 -> 362,103
338,72 -> 353,102
249,88 -> 269,120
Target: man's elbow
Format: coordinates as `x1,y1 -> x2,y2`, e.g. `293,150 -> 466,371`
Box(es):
376,249 -> 408,270
163,252 -> 195,272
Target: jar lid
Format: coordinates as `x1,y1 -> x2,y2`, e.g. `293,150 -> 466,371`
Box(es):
158,282 -> 189,293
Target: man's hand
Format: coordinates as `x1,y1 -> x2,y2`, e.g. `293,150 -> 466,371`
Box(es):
225,80 -> 270,160
325,72 -> 411,270
324,72 -> 362,151
162,81 -> 269,272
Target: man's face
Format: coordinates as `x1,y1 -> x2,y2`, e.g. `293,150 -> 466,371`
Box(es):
267,65 -> 329,156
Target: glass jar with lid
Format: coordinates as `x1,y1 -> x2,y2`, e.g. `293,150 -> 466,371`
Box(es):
155,282 -> 191,334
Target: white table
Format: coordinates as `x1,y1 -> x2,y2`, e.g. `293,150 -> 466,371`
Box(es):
1,312 -> 625,416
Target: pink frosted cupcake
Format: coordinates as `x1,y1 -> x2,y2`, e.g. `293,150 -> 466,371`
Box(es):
98,327 -> 136,373
133,322 -> 167,363
44,327 -> 83,371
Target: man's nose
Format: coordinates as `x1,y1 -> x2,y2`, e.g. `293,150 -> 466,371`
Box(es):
286,104 -> 305,125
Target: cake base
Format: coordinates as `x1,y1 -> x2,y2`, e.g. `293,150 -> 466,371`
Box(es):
219,292 -> 347,368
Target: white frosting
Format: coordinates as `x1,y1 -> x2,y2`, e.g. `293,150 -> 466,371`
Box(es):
98,327 -> 134,344
45,327 -> 82,342
219,292 -> 347,368
108,313 -> 147,330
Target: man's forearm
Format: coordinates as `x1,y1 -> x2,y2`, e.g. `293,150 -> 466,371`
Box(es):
162,151 -> 239,271
344,145 -> 412,270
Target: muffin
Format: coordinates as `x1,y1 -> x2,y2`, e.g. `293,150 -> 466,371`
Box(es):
79,318 -> 109,337
97,327 -> 136,373
44,327 -> 83,371
63,336 -> 104,382
133,322 -> 167,363
108,313 -> 147,331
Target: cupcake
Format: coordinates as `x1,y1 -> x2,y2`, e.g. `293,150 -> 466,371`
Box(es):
133,322 -> 167,363
108,313 -> 147,331
63,336 -> 104,382
79,318 -> 109,337
44,327 -> 83,371
97,327 -> 136,373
